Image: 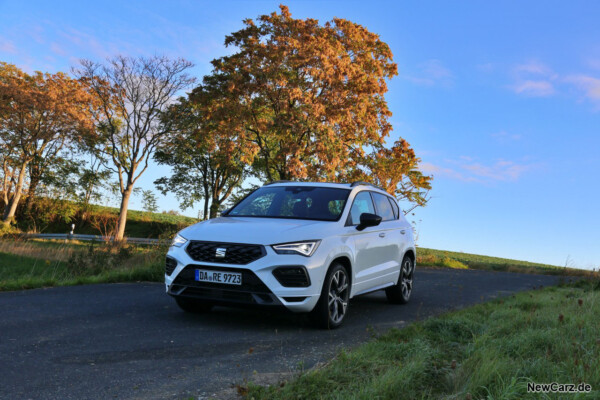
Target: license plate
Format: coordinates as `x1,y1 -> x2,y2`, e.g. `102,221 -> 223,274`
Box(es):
195,269 -> 242,285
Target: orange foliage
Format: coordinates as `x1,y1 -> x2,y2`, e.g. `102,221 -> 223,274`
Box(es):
205,6 -> 398,180
350,139 -> 432,205
196,6 -> 431,205
0,62 -> 101,223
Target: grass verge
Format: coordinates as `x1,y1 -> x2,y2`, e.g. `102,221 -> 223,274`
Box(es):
0,239 -> 164,291
247,280 -> 600,399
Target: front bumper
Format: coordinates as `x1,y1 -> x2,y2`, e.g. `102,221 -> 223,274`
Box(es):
165,244 -> 324,313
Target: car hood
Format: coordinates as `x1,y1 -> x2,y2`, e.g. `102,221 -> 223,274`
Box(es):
179,216 -> 337,245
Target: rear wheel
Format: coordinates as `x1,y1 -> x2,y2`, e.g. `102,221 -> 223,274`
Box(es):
174,297 -> 213,313
386,255 -> 414,304
310,263 -> 350,329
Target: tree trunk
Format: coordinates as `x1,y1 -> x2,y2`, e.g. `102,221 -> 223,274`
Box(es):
203,197 -> 209,221
209,184 -> 225,219
23,174 -> 41,215
209,199 -> 220,219
114,185 -> 133,241
2,165 -> 28,225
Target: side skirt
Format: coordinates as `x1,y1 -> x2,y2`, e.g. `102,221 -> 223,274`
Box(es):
351,282 -> 395,298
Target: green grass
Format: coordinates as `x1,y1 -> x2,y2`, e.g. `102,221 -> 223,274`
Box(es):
417,247 -> 595,277
0,240 -> 164,291
247,280 -> 600,399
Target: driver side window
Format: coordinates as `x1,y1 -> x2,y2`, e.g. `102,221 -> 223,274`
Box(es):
348,191 -> 375,225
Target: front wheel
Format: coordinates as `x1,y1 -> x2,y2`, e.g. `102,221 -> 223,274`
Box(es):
386,255 -> 414,304
310,263 -> 350,329
174,297 -> 213,313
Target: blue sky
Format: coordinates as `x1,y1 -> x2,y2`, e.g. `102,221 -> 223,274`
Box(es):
1,1 -> 599,269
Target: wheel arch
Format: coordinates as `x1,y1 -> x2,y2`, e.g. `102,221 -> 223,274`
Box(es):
403,248 -> 416,264
329,255 -> 353,297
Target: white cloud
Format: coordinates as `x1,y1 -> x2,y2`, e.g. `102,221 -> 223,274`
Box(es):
403,59 -> 453,87
564,74 -> 600,107
420,162 -> 475,182
514,61 -> 556,77
421,59 -> 452,79
0,37 -> 16,54
461,160 -> 533,181
421,158 -> 538,183
50,42 -> 66,56
508,60 -> 600,109
510,61 -> 557,97
491,131 -> 522,142
513,80 -> 555,97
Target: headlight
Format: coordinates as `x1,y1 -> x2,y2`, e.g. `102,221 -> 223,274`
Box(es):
171,233 -> 188,248
272,240 -> 320,257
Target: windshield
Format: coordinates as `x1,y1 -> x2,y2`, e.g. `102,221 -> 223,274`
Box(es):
226,186 -> 350,221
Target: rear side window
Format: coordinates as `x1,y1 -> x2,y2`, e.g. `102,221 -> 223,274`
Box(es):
387,197 -> 400,219
372,192 -> 395,221
348,191 -> 375,225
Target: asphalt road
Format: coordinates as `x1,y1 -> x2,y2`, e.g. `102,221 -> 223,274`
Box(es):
0,268 -> 565,400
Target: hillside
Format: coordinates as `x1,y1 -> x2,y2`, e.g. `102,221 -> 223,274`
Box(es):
15,201 -> 198,239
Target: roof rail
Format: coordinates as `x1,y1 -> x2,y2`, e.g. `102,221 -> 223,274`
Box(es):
350,181 -> 386,191
263,180 -> 293,186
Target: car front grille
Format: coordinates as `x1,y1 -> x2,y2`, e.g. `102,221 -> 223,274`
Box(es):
185,241 -> 266,265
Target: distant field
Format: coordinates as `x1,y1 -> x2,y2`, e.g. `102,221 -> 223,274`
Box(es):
417,247 -> 594,277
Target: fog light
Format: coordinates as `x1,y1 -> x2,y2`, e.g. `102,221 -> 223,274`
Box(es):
273,266 -> 311,287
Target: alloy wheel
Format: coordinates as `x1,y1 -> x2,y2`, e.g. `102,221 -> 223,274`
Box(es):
400,258 -> 413,300
328,269 -> 349,324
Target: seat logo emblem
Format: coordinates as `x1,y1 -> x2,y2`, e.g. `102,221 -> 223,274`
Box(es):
215,248 -> 227,258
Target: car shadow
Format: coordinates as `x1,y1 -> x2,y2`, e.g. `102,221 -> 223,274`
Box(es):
163,290 -> 401,332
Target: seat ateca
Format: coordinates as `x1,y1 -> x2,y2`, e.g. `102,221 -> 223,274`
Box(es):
165,181 -> 416,329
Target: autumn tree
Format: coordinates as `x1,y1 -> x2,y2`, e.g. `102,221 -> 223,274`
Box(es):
0,62 -> 99,225
205,6 -> 398,182
154,92 -> 248,219
197,6 -> 431,204
74,55 -> 195,240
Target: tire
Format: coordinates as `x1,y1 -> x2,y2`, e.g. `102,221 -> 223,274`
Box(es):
386,255 -> 414,304
174,297 -> 213,313
310,263 -> 350,329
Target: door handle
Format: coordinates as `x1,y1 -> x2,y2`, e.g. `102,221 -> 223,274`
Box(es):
379,232 -> 386,238
400,230 -> 406,235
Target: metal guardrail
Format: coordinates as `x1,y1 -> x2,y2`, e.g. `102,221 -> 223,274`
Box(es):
23,233 -> 168,245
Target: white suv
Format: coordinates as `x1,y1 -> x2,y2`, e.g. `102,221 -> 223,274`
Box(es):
165,181 -> 416,329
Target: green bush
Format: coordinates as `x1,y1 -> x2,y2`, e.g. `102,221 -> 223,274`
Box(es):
0,223 -> 21,238
417,253 -> 468,269
66,243 -> 135,276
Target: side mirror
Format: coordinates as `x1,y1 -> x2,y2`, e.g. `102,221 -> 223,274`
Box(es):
357,213 -> 382,231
